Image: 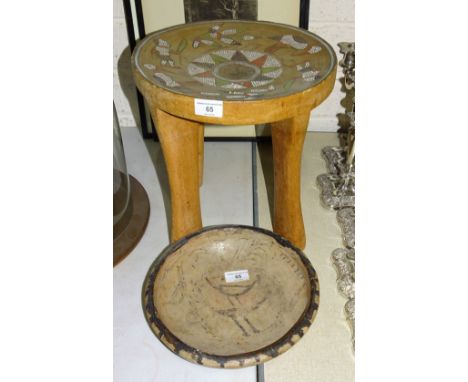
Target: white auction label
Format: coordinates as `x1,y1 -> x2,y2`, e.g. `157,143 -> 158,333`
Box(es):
224,270 -> 250,283
194,98 -> 223,118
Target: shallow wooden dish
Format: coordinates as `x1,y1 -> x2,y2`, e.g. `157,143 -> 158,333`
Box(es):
142,225 -> 319,368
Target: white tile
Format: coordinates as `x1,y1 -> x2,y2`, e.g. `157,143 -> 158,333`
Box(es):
308,116 -> 341,132
309,21 -> 355,58
308,76 -> 352,132
201,142 -> 253,226
114,129 -> 256,382
114,49 -> 139,127
307,22 -> 355,132
313,78 -> 348,118
113,82 -> 138,127
309,0 -> 355,23
113,0 -> 125,19
257,132 -> 355,382
113,18 -> 129,68
114,16 -> 137,128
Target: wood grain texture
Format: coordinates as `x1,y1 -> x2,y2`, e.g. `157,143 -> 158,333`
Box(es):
270,112 -> 311,249
142,225 -> 320,368
198,123 -> 204,187
133,66 -> 336,126
152,108 -> 203,242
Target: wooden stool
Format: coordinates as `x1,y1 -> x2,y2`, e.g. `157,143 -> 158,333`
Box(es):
132,20 -> 336,249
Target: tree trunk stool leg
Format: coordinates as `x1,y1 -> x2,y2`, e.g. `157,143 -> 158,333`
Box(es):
152,108 -> 203,242
198,123 -> 204,187
270,111 -> 311,250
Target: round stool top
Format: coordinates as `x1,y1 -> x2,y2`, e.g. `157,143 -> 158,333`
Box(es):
142,225 -> 319,368
133,20 -> 336,101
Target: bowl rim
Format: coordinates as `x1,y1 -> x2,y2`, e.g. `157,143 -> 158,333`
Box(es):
141,224 -> 320,368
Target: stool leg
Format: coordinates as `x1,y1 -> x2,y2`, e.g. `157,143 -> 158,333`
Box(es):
152,108 -> 203,242
198,123 -> 204,187
270,111 -> 310,250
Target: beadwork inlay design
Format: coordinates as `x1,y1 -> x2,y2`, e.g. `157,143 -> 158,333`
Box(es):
187,49 -> 282,94
133,20 -> 336,100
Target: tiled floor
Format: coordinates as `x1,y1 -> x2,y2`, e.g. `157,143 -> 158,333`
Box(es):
257,136 -> 355,382
114,126 -> 354,382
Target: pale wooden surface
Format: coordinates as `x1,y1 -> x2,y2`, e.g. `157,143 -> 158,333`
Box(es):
152,108 -> 203,242
270,111 -> 311,248
134,66 -> 336,126
198,123 -> 204,186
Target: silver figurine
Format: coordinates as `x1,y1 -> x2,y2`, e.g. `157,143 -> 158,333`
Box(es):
322,42 -> 356,352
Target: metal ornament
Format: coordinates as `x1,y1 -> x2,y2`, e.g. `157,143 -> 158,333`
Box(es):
331,247 -> 355,350
317,172 -> 355,209
321,146 -> 347,175
337,207 -> 355,249
338,42 -> 355,90
319,41 -> 355,351
332,248 -> 355,299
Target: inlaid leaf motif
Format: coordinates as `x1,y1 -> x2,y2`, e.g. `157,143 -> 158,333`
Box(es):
176,38 -> 188,53
283,78 -> 296,90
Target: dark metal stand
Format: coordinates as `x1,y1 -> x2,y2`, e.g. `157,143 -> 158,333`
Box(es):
299,0 -> 310,29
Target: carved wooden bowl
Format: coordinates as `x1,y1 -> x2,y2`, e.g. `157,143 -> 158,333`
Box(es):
142,225 -> 319,368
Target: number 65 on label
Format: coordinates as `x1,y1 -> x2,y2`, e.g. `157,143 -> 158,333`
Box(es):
194,99 -> 223,118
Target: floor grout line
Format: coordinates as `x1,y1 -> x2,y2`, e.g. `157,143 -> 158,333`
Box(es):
252,141 -> 265,382
252,141 -> 259,229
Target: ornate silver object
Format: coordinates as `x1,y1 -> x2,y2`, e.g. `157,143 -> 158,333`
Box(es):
336,207 -> 355,249
317,42 -> 355,211
317,173 -> 355,209
316,140 -> 354,210
347,111 -> 355,145
338,42 -> 355,91
330,245 -> 354,343
332,248 -> 355,276
332,248 -> 355,299
321,146 -> 347,175
331,248 -> 355,350
320,41 -> 355,352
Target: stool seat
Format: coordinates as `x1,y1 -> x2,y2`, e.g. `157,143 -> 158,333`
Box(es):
133,20 -> 335,98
